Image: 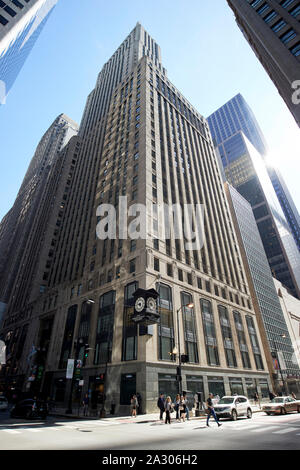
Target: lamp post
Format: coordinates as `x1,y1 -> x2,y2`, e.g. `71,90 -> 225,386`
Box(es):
176,303 -> 194,395
66,337 -> 83,414
272,334 -> 288,396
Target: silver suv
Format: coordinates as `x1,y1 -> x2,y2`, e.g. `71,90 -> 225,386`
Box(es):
213,395 -> 252,421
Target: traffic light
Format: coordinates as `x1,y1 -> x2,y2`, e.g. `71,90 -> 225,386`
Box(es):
84,344 -> 89,359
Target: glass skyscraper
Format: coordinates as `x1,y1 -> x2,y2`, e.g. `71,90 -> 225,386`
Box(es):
226,183 -> 300,391
208,96 -> 300,299
0,0 -> 58,104
207,93 -> 267,164
267,166 -> 300,253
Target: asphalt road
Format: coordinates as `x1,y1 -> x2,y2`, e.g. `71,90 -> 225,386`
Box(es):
0,409 -> 299,450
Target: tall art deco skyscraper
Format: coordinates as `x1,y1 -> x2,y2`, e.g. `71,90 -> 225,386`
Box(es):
0,0 -> 58,104
0,24 -> 272,411
227,0 -> 300,127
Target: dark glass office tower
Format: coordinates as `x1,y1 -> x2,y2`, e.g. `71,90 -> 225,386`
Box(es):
226,183 -> 300,393
207,93 -> 267,159
227,0 -> 300,127
0,0 -> 58,104
267,166 -> 300,253
208,96 -> 300,299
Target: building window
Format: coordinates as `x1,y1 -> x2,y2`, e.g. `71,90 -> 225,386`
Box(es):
218,305 -> 237,368
122,282 -> 138,361
246,315 -> 264,370
181,292 -> 199,363
94,291 -> 116,364
167,264 -> 173,277
129,259 -> 136,273
178,269 -> 183,281
154,257 -> 160,272
200,299 -> 220,366
233,311 -> 251,369
157,283 -> 175,361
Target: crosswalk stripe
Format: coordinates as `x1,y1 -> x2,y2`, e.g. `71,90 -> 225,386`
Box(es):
273,428 -> 299,435
24,429 -> 42,433
251,426 -> 280,433
229,424 -> 261,431
2,430 -> 21,434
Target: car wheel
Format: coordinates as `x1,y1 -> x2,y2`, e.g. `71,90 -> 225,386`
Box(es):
231,409 -> 237,421
247,408 -> 252,419
281,407 -> 287,415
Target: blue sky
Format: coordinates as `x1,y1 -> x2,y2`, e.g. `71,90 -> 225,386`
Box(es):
0,0 -> 299,221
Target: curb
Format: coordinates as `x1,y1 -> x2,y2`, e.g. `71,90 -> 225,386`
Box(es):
49,408 -> 263,423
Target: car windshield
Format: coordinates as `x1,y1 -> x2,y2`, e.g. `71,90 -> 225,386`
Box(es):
271,398 -> 285,403
218,398 -> 235,404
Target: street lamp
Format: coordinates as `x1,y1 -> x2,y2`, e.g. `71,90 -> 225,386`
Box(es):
176,303 -> 194,395
66,337 -> 84,414
272,334 -> 288,396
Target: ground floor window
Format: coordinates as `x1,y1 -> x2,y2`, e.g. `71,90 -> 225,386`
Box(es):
158,373 -> 178,401
259,380 -> 269,398
229,378 -> 244,396
120,373 -> 136,405
245,379 -> 257,399
54,378 -> 66,402
88,375 -> 105,409
186,376 -> 204,406
207,376 -> 225,398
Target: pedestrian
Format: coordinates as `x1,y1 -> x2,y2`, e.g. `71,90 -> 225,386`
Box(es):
82,393 -> 89,417
183,392 -> 190,420
291,392 -> 297,400
179,395 -> 187,422
269,391 -> 276,401
164,396 -> 173,424
206,393 -> 222,427
157,393 -> 165,421
174,394 -> 181,421
253,392 -> 259,406
136,392 -> 142,414
130,394 -> 138,418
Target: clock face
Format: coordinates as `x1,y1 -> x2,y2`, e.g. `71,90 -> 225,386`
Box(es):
147,297 -> 156,312
135,297 -> 145,313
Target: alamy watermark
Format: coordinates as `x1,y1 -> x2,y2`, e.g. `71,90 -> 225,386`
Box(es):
292,80 -> 300,105
96,197 -> 205,250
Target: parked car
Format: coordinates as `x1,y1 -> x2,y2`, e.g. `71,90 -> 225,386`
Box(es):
214,395 -> 253,421
0,396 -> 8,411
262,396 -> 300,415
10,398 -> 48,419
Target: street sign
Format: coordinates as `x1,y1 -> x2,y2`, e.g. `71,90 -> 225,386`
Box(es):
66,359 -> 75,379
79,380 -> 84,386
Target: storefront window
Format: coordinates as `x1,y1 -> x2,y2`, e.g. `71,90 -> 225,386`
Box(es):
229,378 -> 244,396
120,373 -> 136,405
158,374 -> 178,400
207,376 -> 225,397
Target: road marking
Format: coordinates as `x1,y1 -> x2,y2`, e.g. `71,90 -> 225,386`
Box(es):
229,424 -> 261,431
24,429 -> 42,433
2,429 -> 21,434
251,426 -> 280,433
272,427 -> 299,435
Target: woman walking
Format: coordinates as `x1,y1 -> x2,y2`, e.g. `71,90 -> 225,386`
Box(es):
130,394 -> 138,418
174,394 -> 181,422
164,396 -> 173,424
179,395 -> 187,422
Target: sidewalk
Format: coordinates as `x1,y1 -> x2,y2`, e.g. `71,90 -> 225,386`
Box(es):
49,405 -> 263,423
